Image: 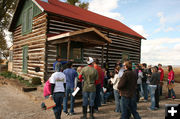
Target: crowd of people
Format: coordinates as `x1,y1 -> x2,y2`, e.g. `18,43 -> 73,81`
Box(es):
42,56 -> 176,119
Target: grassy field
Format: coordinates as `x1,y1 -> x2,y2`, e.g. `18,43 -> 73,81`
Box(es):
163,66 -> 180,83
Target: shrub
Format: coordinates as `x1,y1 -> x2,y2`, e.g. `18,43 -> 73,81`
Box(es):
31,77 -> 42,85
0,71 -> 12,78
17,76 -> 24,81
11,73 -> 17,79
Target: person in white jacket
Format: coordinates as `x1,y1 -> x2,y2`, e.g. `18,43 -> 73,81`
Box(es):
137,65 -> 143,102
110,65 -> 124,113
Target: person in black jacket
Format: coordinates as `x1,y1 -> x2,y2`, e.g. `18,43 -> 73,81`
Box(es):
148,67 -> 159,110
141,63 -> 148,101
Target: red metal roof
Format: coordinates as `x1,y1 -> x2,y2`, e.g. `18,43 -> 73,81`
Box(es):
34,0 -> 145,39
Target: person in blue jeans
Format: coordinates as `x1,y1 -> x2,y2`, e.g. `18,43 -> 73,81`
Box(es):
49,63 -> 66,119
110,65 -> 123,112
148,67 -> 159,110
118,61 -> 141,119
63,62 -> 78,115
79,57 -> 98,119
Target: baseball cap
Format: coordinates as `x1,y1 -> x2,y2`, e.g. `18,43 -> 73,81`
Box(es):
87,57 -> 94,64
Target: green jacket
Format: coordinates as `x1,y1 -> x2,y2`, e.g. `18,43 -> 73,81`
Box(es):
80,66 -> 98,92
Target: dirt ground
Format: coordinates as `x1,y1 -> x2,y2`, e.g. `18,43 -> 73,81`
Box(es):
0,79 -> 180,119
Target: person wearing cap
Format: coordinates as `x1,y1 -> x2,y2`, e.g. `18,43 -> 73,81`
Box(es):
49,63 -> 66,119
79,57 -> 98,119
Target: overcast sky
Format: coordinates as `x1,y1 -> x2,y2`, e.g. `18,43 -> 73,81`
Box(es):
7,0 -> 180,65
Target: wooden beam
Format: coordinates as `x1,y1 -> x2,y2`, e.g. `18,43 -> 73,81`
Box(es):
71,36 -> 105,46
101,45 -> 104,68
50,38 -> 69,44
67,38 -> 71,61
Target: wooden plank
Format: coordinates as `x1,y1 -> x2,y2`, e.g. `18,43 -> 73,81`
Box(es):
67,39 -> 71,61
101,45 -> 104,67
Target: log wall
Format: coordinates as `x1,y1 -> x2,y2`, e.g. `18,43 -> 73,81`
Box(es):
12,13 -> 47,80
46,15 -> 141,77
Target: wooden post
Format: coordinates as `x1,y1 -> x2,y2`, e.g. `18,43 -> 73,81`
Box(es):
67,38 -> 71,61
101,45 -> 104,68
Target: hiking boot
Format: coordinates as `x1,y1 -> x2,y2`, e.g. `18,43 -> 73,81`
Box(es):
80,106 -> 87,119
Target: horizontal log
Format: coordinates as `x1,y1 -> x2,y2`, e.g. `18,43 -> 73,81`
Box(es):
49,19 -> 86,29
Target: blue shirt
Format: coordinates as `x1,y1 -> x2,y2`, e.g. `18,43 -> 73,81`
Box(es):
63,68 -> 78,88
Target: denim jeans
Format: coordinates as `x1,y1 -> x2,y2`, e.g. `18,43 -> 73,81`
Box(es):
136,84 -> 141,102
140,83 -> 148,100
155,85 -> 160,108
168,80 -> 176,98
100,88 -> 105,104
53,92 -> 64,119
114,89 -> 121,112
120,94 -> 141,119
94,84 -> 101,110
63,87 -> 75,113
104,91 -> 113,103
159,85 -> 162,96
82,92 -> 96,107
149,85 -> 157,110
168,89 -> 176,98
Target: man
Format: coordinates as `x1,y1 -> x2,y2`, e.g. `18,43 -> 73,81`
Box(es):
49,62 -> 66,119
79,57 -> 98,119
93,58 -> 103,112
141,63 -> 148,101
53,57 -> 68,71
118,61 -> 141,119
63,62 -> 78,115
158,64 -> 164,96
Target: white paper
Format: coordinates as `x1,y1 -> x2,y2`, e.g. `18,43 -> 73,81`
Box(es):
72,87 -> 80,97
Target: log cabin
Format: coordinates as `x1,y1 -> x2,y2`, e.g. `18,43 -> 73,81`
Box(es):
9,0 -> 146,81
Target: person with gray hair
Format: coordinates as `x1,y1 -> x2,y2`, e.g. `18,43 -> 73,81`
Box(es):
49,63 -> 66,119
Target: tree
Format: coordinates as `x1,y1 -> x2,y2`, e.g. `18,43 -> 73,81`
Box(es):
0,0 -> 17,60
66,0 -> 89,10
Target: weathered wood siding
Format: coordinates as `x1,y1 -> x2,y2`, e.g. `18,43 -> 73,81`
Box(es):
46,15 -> 141,76
12,13 -> 47,80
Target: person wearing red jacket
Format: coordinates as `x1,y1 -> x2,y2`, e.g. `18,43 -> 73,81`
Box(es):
158,64 -> 164,96
93,58 -> 103,113
167,65 -> 176,99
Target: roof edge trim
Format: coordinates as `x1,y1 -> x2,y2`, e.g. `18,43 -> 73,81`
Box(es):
32,0 -> 44,12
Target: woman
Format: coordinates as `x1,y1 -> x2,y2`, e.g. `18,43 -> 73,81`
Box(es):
148,67 -> 159,110
137,65 -> 143,102
49,63 -> 66,119
167,65 -> 176,99
110,65 -> 121,112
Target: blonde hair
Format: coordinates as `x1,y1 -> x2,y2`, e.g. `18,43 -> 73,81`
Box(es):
124,61 -> 132,69
151,67 -> 157,72
77,66 -> 82,73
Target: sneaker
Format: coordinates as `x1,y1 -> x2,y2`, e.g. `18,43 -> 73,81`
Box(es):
69,112 -> 74,116
143,100 -> 148,102
94,109 -> 99,113
147,107 -> 157,111
172,96 -> 176,99
64,112 -> 69,116
140,97 -> 144,100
